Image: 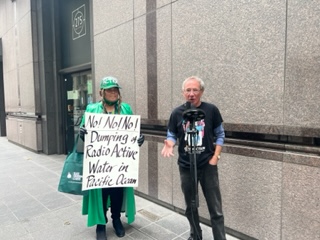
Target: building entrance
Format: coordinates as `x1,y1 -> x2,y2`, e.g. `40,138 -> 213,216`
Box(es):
63,71 -> 93,153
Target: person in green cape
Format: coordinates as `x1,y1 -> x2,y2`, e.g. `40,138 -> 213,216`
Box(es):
79,76 -> 144,240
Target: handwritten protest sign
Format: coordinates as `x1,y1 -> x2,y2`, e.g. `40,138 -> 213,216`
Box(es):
82,113 -> 140,190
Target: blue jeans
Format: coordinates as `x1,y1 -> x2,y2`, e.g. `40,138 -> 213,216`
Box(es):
179,163 -> 226,240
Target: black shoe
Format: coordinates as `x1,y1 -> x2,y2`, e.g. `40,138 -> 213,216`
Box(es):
113,218 -> 125,237
96,224 -> 107,240
187,235 -> 202,240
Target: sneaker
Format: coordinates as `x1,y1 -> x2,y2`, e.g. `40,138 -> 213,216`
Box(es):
113,218 -> 125,237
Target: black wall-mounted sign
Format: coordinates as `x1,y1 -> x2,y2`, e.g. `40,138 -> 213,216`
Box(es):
59,0 -> 91,69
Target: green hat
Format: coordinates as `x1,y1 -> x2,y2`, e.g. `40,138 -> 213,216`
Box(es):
100,76 -> 121,89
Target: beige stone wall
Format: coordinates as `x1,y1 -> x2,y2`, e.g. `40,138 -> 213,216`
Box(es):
1,0 -> 35,113
0,0 -> 42,151
6,116 -> 42,151
1,0 -> 319,239
92,1 -> 320,239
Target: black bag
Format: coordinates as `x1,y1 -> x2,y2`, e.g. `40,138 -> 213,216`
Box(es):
58,135 -> 88,196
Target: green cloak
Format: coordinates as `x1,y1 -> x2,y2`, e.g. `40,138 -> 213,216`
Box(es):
81,101 -> 136,227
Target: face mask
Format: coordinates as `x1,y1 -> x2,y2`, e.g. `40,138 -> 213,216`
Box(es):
103,98 -> 118,106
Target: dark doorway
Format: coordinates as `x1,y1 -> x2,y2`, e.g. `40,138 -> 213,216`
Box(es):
62,71 -> 92,153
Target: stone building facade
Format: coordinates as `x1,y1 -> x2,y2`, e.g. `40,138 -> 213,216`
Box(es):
0,0 -> 319,239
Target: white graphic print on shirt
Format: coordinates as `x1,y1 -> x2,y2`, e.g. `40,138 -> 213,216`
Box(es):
183,119 -> 205,146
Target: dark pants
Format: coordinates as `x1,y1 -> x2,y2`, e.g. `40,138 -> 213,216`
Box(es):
101,187 -> 124,222
179,163 -> 226,240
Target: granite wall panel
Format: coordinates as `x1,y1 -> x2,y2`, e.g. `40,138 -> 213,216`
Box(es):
157,0 -> 172,9
4,0 -> 14,29
134,0 -> 146,18
219,154 -> 282,240
134,15 -> 148,118
93,0 -> 133,35
284,1 -> 320,129
171,147 -> 185,210
0,0 -> 6,36
19,63 -> 35,113
2,28 -> 16,72
3,69 -> 19,112
171,0 -> 286,126
16,0 -> 31,21
20,118 -> 42,151
17,12 -> 33,67
282,163 -> 320,240
6,117 -> 19,143
158,143 -> 174,204
148,142 -> 158,198
136,142 -> 148,194
6,117 -> 42,151
93,22 -> 135,107
2,2 -> 35,114
157,5 -> 173,120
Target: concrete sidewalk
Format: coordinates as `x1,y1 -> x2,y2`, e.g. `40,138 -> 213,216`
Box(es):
0,137 -> 239,240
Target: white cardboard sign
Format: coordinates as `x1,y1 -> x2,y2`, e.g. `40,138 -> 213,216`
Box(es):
82,113 -> 140,190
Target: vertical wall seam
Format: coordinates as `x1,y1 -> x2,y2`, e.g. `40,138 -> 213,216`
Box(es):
146,0 -> 158,198
146,1 -> 158,120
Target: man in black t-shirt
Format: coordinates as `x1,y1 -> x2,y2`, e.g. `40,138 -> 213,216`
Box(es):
161,76 -> 226,240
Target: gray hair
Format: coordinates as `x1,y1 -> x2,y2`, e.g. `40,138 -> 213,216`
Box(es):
182,76 -> 205,91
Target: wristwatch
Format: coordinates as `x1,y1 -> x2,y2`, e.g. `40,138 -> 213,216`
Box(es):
215,155 -> 221,160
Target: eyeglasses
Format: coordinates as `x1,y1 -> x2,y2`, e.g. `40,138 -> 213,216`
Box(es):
104,88 -> 119,93
184,88 -> 201,94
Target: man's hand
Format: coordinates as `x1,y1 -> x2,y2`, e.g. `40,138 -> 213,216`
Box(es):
137,134 -> 145,147
209,155 -> 219,165
161,139 -> 175,157
209,145 -> 222,165
79,127 -> 87,141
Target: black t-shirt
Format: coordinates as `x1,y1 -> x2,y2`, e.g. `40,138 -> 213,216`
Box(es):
167,101 -> 223,168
